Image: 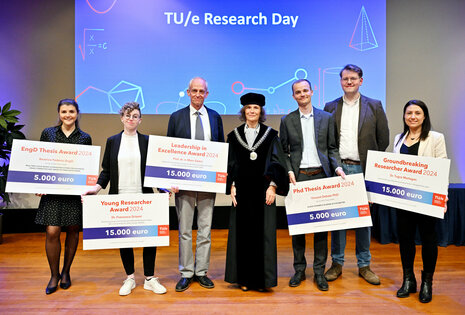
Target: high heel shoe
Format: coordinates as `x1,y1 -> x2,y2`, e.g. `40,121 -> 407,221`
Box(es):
46,276 -> 61,295
60,273 -> 72,290
45,285 -> 58,295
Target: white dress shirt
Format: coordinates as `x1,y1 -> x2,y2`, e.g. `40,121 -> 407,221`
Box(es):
244,123 -> 260,147
189,105 -> 211,141
299,109 -> 322,168
339,95 -> 360,161
118,133 -> 142,194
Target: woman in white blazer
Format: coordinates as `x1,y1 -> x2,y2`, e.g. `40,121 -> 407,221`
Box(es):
393,100 -> 447,303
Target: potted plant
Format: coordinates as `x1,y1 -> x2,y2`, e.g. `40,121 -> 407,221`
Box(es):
0,102 -> 26,243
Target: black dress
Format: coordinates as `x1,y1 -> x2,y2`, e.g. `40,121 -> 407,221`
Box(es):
224,123 -> 289,289
35,126 -> 92,226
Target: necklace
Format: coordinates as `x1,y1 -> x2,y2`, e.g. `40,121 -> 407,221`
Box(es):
409,132 -> 420,140
234,126 -> 271,160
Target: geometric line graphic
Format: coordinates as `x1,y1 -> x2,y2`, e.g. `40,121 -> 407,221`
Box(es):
75,80 -> 145,113
349,6 -> 378,51
231,68 -> 308,95
320,66 -> 343,107
86,0 -> 118,14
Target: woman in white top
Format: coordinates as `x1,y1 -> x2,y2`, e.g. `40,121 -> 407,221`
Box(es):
393,100 -> 447,303
85,102 -> 167,296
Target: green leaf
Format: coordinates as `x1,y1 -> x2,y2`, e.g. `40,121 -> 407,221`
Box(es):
12,131 -> 26,139
5,116 -> 19,124
0,116 -> 7,129
11,124 -> 25,131
1,102 -> 11,114
4,110 -> 21,117
6,135 -> 13,148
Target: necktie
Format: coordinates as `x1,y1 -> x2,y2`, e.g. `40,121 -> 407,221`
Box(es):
195,111 -> 204,140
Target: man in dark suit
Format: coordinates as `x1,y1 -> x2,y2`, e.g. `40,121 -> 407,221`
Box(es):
280,79 -> 345,291
167,77 -> 224,292
323,64 -> 389,285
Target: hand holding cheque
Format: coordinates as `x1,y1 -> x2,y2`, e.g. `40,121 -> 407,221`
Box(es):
365,150 -> 450,219
285,174 -> 372,235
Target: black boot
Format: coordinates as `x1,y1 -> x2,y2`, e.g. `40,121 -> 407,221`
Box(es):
419,270 -> 433,303
396,268 -> 417,298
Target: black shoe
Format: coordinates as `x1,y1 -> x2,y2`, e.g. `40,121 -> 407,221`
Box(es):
175,277 -> 193,292
60,273 -> 72,290
314,274 -> 329,291
419,270 -> 433,303
257,288 -> 271,292
195,275 -> 215,289
60,281 -> 71,290
396,269 -> 416,298
289,271 -> 306,287
45,276 -> 61,295
45,285 -> 58,295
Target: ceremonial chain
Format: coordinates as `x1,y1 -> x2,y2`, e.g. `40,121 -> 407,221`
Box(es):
234,126 -> 271,160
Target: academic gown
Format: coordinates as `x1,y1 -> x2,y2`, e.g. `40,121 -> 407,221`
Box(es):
224,123 -> 289,289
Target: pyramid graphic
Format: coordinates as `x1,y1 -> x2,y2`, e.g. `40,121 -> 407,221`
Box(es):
349,6 -> 378,51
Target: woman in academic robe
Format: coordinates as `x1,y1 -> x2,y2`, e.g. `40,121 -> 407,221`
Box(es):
393,100 -> 448,303
224,92 -> 289,291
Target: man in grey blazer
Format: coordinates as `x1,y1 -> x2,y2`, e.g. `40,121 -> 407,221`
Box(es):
280,79 -> 345,291
167,77 -> 225,292
323,64 -> 389,285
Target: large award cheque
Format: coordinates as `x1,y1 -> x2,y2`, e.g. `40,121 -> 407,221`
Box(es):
82,193 -> 169,250
6,139 -> 100,195
285,174 -> 372,235
365,150 -> 450,219
144,135 -> 228,193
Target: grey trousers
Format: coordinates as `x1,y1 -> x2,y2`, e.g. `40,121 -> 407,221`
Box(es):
175,190 -> 215,278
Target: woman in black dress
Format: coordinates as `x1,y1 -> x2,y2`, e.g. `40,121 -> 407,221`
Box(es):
35,99 -> 92,294
225,93 -> 289,291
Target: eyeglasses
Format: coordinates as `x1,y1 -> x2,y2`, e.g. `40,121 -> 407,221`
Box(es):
124,114 -> 140,120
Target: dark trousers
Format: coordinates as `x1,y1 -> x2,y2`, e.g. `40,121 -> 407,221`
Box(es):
292,170 -> 327,275
120,247 -> 157,276
397,209 -> 438,273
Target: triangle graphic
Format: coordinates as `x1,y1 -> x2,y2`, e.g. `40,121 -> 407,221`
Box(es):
349,6 -> 379,51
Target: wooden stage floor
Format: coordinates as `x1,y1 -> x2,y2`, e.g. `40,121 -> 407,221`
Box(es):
0,230 -> 464,314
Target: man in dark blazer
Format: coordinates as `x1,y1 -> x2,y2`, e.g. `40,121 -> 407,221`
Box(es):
323,64 -> 389,285
280,79 -> 345,291
167,77 -> 224,292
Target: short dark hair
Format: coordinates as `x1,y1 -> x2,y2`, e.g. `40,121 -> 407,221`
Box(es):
239,105 -> 266,123
339,64 -> 363,78
119,102 -> 141,117
57,98 -> 80,128
291,79 -> 312,94
396,99 -> 432,146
